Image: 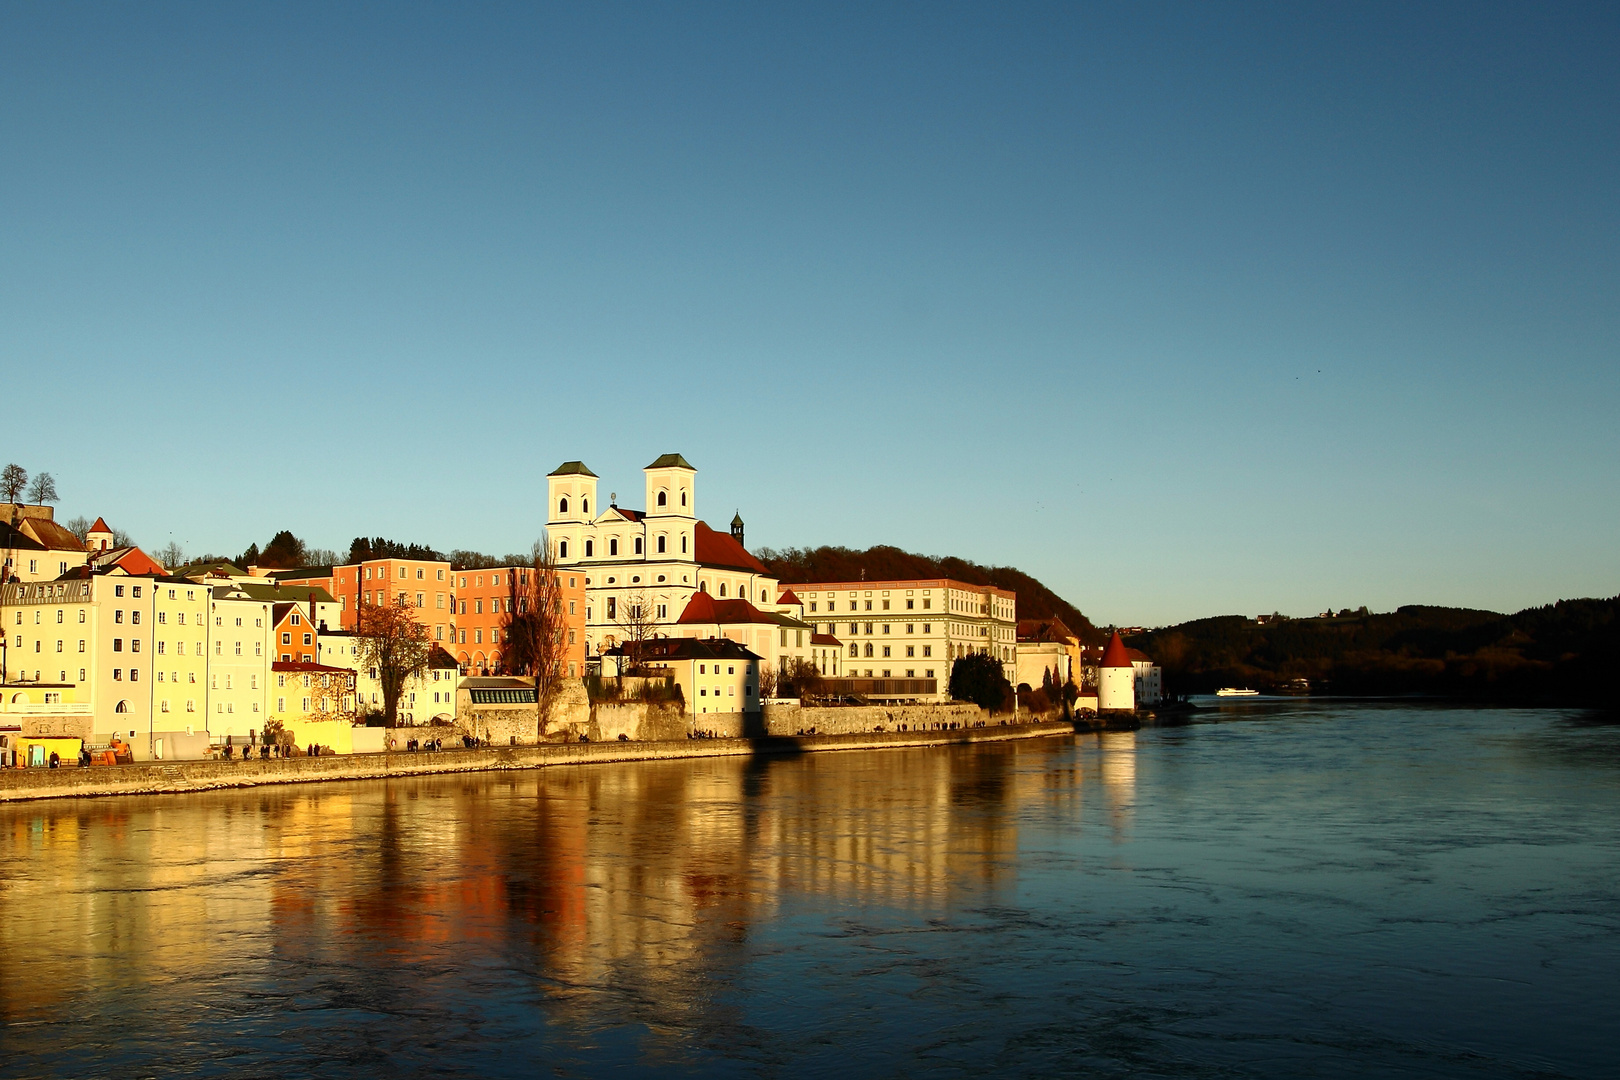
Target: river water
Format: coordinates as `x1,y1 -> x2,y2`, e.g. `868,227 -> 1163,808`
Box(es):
1,701 -> 1616,1078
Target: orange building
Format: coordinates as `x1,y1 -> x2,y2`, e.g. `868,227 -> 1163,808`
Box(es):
272,603 -> 318,664
450,565 -> 586,678
276,558 -> 453,644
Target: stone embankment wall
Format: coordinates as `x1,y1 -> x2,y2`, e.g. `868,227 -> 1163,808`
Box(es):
763,702 -> 984,736
0,719 -> 1084,803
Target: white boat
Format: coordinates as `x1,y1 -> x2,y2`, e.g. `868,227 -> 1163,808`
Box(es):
1215,687 -> 1260,697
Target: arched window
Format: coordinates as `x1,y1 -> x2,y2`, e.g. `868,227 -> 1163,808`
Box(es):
864,643 -> 874,657
681,535 -> 688,554
115,700 -> 130,713
849,644 -> 858,657
558,540 -> 568,559
559,496 -> 569,515
584,540 -> 593,557
657,491 -> 667,507
609,538 -> 619,557
719,583 -> 727,597
680,490 -> 687,507
582,497 -> 589,514
699,581 -> 708,594
761,590 -> 767,602
657,535 -> 666,553
635,537 -> 643,555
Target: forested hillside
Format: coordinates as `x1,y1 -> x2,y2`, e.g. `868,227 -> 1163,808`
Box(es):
1128,597 -> 1620,706
755,544 -> 1099,642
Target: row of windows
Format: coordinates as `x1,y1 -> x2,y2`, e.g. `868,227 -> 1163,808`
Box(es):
834,623 -> 935,636
810,598 -> 933,613
849,643 -> 933,659
362,565 -> 447,582
559,534 -> 687,559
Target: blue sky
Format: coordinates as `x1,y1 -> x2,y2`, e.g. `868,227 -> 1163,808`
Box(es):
2,2 -> 1616,625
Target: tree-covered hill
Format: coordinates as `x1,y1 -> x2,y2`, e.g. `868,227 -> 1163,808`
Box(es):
755,544 -> 1099,642
1128,597 -> 1620,706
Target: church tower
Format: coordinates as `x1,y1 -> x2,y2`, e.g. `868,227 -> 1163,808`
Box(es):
730,511 -> 744,548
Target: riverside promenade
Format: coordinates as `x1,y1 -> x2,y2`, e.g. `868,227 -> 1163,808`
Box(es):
0,718 -> 1106,803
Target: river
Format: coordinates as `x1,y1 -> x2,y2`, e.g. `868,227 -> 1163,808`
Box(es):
1,701 -> 1616,1077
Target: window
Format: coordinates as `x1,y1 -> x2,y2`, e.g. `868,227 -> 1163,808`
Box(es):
282,632 -> 291,645
115,585 -> 124,597
906,646 -> 915,657
115,610 -> 124,624
234,642 -> 242,656
113,638 -> 123,652
883,624 -> 890,634
558,540 -> 569,558
864,644 -> 873,657
809,602 -> 817,612
302,633 -> 312,646
582,497 -> 589,513
657,490 -> 667,507
865,601 -> 872,611
607,597 -> 616,619
719,583 -> 727,597
882,600 -> 890,610
923,624 -> 931,634
906,624 -> 914,634
609,538 -> 618,556
634,537 -> 643,555
681,535 -> 687,553
559,496 -> 569,515
923,645 -> 932,657
882,646 -> 891,657
680,490 -> 686,506
417,568 -> 424,579
132,640 -> 141,653
656,535 -> 667,553
584,540 -> 593,557
864,623 -> 872,634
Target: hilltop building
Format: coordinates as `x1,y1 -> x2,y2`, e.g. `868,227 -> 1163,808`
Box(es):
546,455 -> 783,657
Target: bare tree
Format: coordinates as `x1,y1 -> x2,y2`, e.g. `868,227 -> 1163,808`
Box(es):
25,472 -> 57,505
63,516 -> 92,541
154,541 -> 185,571
611,588 -> 659,675
501,537 -> 570,737
353,597 -> 434,726
0,465 -> 25,508
780,657 -> 826,700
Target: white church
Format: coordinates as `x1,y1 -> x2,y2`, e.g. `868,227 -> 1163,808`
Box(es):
547,454 -> 786,658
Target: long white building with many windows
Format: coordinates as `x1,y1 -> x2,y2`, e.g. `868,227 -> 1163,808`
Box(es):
785,579 -> 1017,697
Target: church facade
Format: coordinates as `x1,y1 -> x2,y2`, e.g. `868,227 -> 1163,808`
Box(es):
546,455 -> 782,658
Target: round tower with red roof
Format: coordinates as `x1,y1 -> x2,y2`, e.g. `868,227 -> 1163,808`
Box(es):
1098,631 -> 1136,711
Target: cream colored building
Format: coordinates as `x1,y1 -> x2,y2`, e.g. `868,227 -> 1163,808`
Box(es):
546,456 -> 781,658
317,630 -> 460,725
786,579 -> 1017,699
204,585 -> 274,741
0,506 -> 89,583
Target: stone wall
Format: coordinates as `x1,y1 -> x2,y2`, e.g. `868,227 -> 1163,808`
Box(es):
0,719 -> 1082,803
763,702 -> 985,736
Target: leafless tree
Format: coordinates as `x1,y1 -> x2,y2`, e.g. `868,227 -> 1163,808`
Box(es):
780,657 -> 826,699
757,664 -> 779,700
63,516 -> 92,541
611,588 -> 660,675
353,597 -> 434,726
0,465 -> 25,509
25,472 -> 57,505
154,541 -> 185,571
502,537 -> 570,737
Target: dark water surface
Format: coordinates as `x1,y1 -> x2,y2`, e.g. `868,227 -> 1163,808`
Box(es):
2,701 -> 1617,1078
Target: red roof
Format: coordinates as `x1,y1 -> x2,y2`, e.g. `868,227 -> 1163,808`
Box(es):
1101,632 -> 1133,668
271,661 -> 354,674
1126,648 -> 1154,663
776,589 -> 803,606
89,517 -> 111,533
694,521 -> 768,574
810,632 -> 842,646
676,591 -> 776,625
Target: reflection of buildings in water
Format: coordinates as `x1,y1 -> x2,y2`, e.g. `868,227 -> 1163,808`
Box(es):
1096,730 -> 1138,833
0,796 -> 278,1024
0,742 -> 1037,1047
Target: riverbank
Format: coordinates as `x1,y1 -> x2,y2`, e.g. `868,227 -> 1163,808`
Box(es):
0,717 -> 1113,803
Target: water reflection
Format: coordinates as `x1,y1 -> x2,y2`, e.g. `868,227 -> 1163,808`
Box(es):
0,743 -> 1035,1049
3,708 -> 1616,1078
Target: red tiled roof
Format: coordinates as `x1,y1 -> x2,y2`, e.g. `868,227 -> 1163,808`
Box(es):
89,517 -> 111,533
1126,648 -> 1154,663
1101,632 -> 1133,668
776,589 -> 803,606
271,661 -> 354,674
810,632 -> 842,646
676,591 -> 776,625
19,517 -> 86,552
694,521 -> 768,574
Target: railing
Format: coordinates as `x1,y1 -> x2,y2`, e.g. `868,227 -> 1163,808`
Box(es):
815,678 -> 938,698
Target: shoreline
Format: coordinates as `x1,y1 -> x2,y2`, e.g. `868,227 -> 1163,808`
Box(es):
0,718 -> 1119,804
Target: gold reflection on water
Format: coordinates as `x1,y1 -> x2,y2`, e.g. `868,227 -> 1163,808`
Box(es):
0,741 -> 1073,1032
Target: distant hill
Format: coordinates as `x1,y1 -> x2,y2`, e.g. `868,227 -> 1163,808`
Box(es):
1128,597 -> 1620,706
755,544 -> 1100,642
